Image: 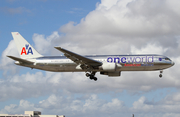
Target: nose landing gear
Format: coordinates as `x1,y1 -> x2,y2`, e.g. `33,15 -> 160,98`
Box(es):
86,72 -> 97,81
159,70 -> 163,78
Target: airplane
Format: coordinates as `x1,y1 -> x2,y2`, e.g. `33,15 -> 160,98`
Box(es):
7,32 -> 175,81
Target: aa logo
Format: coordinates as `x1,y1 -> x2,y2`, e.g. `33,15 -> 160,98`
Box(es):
21,44 -> 33,55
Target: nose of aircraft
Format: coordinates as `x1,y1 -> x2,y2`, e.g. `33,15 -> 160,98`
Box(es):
171,61 -> 175,66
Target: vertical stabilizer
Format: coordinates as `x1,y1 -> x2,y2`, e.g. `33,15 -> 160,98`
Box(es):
11,32 -> 43,59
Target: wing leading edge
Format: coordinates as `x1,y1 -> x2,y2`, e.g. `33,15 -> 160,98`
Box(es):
54,47 -> 102,69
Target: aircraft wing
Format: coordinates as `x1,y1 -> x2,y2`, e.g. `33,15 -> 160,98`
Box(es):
54,47 -> 102,68
7,55 -> 34,64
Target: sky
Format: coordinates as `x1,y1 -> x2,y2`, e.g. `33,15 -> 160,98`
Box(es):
1,0 -> 180,117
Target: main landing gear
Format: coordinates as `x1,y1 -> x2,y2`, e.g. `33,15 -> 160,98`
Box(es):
159,70 -> 163,78
86,72 -> 97,81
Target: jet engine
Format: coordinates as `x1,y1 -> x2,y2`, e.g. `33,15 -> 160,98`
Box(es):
99,62 -> 122,71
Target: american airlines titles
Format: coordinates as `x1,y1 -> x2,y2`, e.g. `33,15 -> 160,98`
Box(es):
107,56 -> 154,66
21,44 -> 33,55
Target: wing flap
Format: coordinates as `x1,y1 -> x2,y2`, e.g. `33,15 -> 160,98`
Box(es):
54,47 -> 102,67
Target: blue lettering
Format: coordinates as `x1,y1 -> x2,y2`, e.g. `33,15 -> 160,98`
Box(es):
127,57 -> 136,63
25,44 -> 29,50
107,57 -> 113,63
141,56 -> 146,63
141,64 -> 154,66
114,57 -> 120,63
27,47 -> 33,55
107,56 -> 154,64
135,57 -> 141,63
121,57 -> 126,63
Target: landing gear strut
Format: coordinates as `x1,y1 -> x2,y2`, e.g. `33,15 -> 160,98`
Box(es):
159,70 -> 163,78
86,72 -> 97,81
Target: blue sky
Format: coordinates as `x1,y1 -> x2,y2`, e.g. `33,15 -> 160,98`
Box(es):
0,0 -> 99,50
1,0 -> 180,117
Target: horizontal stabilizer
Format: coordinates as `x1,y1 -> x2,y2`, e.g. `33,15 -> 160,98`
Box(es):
7,55 -> 34,64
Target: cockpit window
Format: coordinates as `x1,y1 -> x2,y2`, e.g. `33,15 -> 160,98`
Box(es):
165,57 -> 171,61
159,57 -> 171,61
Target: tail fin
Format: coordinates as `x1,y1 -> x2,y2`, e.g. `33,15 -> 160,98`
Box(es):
11,32 -> 43,59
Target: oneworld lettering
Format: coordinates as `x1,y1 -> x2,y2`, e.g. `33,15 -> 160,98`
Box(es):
107,56 -> 154,64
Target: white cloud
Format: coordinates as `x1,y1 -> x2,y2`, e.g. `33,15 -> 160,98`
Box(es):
0,40 -> 19,75
130,92 -> 180,116
32,31 -> 61,55
1,93 -> 180,117
0,100 -> 41,114
130,43 -> 168,54
60,0 -> 180,37
0,94 -> 126,117
131,96 -> 153,112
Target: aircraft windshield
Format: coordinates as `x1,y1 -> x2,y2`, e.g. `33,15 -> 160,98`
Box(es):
159,57 -> 171,61
165,57 -> 171,61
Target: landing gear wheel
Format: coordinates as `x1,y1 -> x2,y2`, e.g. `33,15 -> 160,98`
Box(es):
159,70 -> 163,78
86,72 -> 98,81
90,75 -> 94,80
94,77 -> 97,81
86,73 -> 90,77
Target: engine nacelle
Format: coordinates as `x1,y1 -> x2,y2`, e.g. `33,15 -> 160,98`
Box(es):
100,71 -> 121,77
99,63 -> 122,71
